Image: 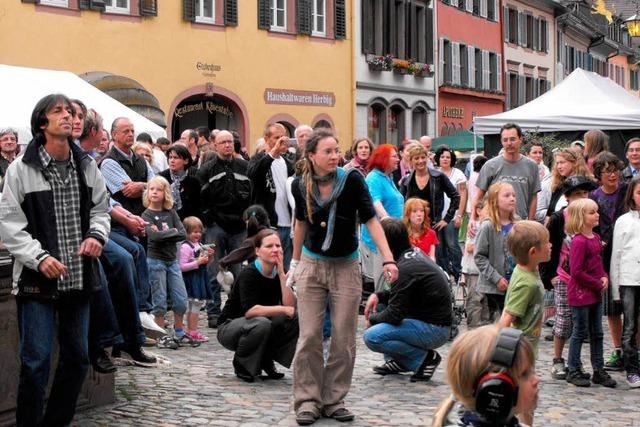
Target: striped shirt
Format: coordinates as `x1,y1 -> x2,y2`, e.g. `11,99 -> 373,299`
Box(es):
38,145 -> 84,292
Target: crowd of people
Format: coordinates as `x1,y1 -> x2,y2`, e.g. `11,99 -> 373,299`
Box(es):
1,92 -> 640,427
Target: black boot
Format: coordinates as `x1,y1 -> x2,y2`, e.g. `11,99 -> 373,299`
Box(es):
261,359 -> 285,379
92,348 -> 117,374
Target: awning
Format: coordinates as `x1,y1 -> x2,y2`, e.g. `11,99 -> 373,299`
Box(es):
433,130 -> 484,152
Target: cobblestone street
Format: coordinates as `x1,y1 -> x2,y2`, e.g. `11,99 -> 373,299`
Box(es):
75,312 -> 640,427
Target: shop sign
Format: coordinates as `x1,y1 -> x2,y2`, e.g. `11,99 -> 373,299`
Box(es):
264,88 -> 335,107
196,62 -> 222,77
174,101 -> 234,118
443,106 -> 464,118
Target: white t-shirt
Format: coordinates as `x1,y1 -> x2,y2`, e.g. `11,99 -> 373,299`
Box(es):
271,156 -> 291,227
151,148 -> 168,174
441,167 -> 466,219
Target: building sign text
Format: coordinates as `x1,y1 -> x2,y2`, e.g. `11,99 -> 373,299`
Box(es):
264,88 -> 335,107
174,101 -> 234,118
443,106 -> 464,118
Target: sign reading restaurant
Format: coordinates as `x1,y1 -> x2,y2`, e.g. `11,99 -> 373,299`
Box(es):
264,88 -> 335,107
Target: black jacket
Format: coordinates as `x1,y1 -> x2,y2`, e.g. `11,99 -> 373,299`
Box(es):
196,155 -> 251,233
159,167 -> 201,221
539,207 -> 566,290
247,152 -> 294,226
399,168 -> 460,224
370,248 -> 452,327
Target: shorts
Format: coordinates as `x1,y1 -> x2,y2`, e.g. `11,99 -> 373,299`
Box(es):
603,284 -> 623,316
553,279 -> 572,340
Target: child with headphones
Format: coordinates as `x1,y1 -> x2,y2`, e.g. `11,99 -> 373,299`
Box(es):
432,325 -> 539,427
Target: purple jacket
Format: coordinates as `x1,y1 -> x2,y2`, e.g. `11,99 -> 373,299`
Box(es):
568,233 -> 607,307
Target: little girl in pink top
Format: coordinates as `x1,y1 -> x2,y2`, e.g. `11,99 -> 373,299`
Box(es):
180,216 -> 214,343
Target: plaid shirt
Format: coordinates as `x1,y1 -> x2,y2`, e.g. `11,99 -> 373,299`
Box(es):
38,145 -> 84,292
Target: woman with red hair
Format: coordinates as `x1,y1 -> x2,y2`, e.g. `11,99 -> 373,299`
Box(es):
361,144 -> 404,292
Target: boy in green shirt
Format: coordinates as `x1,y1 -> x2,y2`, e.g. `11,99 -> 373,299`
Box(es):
499,221 -> 552,356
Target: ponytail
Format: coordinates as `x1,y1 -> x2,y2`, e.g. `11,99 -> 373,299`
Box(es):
303,158 -> 315,224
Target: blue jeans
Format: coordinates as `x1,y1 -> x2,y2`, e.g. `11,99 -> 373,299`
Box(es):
277,226 -> 292,270
204,224 -> 246,319
363,318 -> 450,371
110,227 -> 152,312
436,222 -> 462,282
100,239 -> 146,346
148,258 -> 188,316
16,295 -> 90,427
89,262 -> 123,357
568,301 -> 604,373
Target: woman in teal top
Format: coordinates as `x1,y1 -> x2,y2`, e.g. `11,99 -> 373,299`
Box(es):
361,144 -> 404,291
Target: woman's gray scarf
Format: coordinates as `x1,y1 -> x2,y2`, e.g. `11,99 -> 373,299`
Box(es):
170,169 -> 187,212
299,167 -> 352,252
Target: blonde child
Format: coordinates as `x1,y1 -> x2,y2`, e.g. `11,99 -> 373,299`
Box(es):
474,182 -> 518,320
565,198 -> 616,387
180,216 -> 215,343
142,176 -> 193,346
610,176 -> 640,387
403,197 -> 438,261
461,199 -> 490,328
431,325 -> 539,427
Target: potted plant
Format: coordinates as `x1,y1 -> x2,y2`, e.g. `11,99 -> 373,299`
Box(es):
366,54 -> 394,72
393,59 -> 411,75
411,63 -> 433,78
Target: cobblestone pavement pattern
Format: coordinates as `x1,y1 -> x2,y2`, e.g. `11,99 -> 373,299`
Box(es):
76,312 -> 640,427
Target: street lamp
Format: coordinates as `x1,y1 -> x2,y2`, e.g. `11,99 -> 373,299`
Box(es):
626,14 -> 640,37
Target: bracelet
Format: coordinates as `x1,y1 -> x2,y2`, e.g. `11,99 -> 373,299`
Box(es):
382,261 -> 397,266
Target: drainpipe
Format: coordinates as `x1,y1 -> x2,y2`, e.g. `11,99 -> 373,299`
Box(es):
350,0 -> 356,144
434,0 -> 439,137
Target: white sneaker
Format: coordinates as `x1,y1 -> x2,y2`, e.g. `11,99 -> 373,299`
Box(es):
139,312 -> 166,338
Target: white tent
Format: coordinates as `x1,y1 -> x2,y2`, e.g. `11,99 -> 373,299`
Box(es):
0,64 -> 166,144
473,68 -> 640,135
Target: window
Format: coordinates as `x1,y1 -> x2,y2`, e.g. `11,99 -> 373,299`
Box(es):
539,19 -> 548,52
312,0 -> 326,36
412,106 -> 428,138
508,9 -> 518,44
105,0 -> 130,13
472,0 -> 479,15
538,78 -> 548,95
487,0 -> 495,20
459,44 -> 468,87
489,52 -> 497,90
508,72 -> 518,109
525,14 -> 533,49
195,0 -> 215,24
525,76 -> 534,102
368,104 -> 387,145
631,70 -> 639,91
443,39 -> 452,83
271,0 -> 286,31
40,0 -> 69,6
363,0 -> 434,64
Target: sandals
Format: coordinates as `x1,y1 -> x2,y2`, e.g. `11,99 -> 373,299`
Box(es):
174,333 -> 202,348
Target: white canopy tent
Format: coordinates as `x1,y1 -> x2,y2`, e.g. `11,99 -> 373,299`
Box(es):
0,64 -> 166,145
473,68 -> 640,135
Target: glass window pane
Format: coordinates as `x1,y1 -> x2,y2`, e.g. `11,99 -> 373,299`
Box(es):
277,0 -> 285,9
277,10 -> 285,27
204,0 -> 213,17
117,0 -> 127,8
317,17 -> 324,32
317,0 -> 324,14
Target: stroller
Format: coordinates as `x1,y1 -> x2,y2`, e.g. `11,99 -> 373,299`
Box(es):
448,273 -> 467,341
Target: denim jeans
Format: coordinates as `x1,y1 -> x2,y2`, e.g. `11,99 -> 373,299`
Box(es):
16,294 -> 90,427
436,222 -> 462,282
277,226 -> 292,270
620,286 -> 640,374
363,319 -> 450,371
568,301 -> 604,373
100,239 -> 146,346
204,224 -> 246,319
89,262 -> 123,358
110,227 -> 152,312
148,258 -> 188,316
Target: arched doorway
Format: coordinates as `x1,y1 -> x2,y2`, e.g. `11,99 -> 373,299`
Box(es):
170,93 -> 243,142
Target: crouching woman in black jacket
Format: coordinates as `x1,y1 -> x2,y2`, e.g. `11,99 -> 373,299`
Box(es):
363,218 -> 452,382
217,228 -> 299,382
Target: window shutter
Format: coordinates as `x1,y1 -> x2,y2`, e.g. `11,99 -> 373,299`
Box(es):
496,53 -> 502,91
452,42 -> 460,85
297,0 -> 311,34
503,7 -> 509,42
518,74 -> 525,106
493,0 -> 498,21
466,0 -> 473,13
533,17 -> 539,50
79,0 -> 90,8
468,46 -> 475,88
426,6 -> 434,64
533,77 -> 539,99
546,80 -> 551,93
257,0 -> 271,29
334,0 -> 346,39
517,12 -> 524,46
483,50 -> 490,90
505,74 -> 511,109
362,0 -> 373,53
450,0 -> 458,8
439,38 -> 445,85
225,0 -> 238,25
183,0 -> 195,21
480,0 -> 487,18
140,0 -> 157,16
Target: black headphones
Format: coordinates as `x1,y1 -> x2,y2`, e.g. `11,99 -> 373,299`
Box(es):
473,327 -> 523,424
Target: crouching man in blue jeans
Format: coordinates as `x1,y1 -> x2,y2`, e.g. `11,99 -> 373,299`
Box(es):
364,218 -> 452,382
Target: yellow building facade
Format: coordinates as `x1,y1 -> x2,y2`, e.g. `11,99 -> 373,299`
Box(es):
0,0 -> 353,151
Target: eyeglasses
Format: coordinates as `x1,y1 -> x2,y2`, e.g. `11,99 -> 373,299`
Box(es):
602,169 -> 620,176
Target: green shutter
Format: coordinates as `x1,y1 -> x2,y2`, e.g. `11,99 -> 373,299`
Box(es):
140,0 -> 157,16
334,0 -> 346,40
258,0 -> 271,29
183,0 -> 195,21
224,0 -> 238,26
297,0 -> 311,35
